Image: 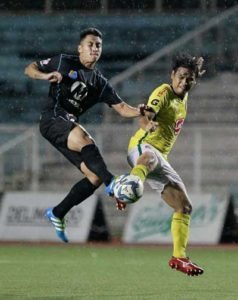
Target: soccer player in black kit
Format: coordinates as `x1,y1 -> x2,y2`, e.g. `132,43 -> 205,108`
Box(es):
25,28 -> 147,242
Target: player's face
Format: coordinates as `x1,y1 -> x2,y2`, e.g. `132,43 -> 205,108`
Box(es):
171,67 -> 196,97
78,35 -> 102,66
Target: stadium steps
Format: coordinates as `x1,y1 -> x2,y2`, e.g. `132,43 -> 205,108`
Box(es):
38,144 -> 238,194
38,153 -> 129,191
187,72 -> 238,123
39,162 -> 82,189
3,171 -> 31,191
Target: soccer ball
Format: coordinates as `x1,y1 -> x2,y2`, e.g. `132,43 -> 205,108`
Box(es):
113,174 -> 144,204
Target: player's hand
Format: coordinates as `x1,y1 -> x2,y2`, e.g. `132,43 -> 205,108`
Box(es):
115,198 -> 126,211
138,104 -> 155,117
45,71 -> 63,83
194,57 -> 206,77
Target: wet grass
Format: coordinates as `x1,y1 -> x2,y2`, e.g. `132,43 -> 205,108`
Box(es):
0,244 -> 237,299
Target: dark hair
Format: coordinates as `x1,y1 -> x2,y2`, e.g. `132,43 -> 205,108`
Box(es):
172,53 -> 197,74
80,27 -> 102,42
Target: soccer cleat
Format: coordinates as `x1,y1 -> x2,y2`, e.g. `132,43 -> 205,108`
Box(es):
168,257 -> 204,276
45,208 -> 68,243
115,199 -> 127,211
105,177 -> 127,210
105,177 -> 117,196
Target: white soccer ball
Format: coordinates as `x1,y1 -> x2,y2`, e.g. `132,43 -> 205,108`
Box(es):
113,174 -> 144,204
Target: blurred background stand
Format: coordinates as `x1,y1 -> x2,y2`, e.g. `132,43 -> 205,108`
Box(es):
0,0 -> 238,240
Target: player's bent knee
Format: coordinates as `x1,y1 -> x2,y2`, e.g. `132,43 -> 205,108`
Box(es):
176,193 -> 192,214
87,175 -> 102,187
183,202 -> 192,214
67,127 -> 94,151
80,161 -> 102,187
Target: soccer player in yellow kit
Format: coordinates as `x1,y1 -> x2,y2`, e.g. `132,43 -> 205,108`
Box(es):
127,54 -> 205,276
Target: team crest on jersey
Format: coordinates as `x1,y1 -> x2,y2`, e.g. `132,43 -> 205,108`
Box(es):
68,70 -> 78,80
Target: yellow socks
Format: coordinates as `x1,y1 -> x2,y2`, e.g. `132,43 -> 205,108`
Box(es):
171,212 -> 191,258
131,164 -> 149,182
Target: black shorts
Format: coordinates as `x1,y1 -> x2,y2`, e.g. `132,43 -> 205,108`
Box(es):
39,114 -> 84,169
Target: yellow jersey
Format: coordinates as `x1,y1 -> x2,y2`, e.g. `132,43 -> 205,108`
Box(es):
128,83 -> 188,160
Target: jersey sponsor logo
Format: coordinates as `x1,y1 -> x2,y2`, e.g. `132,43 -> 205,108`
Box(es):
68,70 -> 78,80
68,99 -> 83,110
70,81 -> 88,101
151,99 -> 160,106
174,118 -> 184,135
67,81 -> 88,109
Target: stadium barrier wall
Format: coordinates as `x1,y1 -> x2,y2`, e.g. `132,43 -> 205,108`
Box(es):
0,191 -> 231,244
123,192 -> 229,245
0,192 -> 98,243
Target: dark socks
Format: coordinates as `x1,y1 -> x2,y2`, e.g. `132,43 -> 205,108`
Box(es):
53,178 -> 98,219
80,144 -> 114,186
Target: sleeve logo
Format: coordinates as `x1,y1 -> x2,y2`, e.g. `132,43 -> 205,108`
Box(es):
156,88 -> 166,96
40,58 -> 51,66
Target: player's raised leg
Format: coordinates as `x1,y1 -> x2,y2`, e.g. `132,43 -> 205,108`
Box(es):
67,125 -> 115,187
130,151 -> 155,181
67,123 -> 121,204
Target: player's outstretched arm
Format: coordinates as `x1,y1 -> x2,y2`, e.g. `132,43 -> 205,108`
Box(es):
112,101 -> 140,118
24,62 -> 62,83
112,102 -> 153,118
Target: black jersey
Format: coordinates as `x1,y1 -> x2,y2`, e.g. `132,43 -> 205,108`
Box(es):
36,54 -> 122,118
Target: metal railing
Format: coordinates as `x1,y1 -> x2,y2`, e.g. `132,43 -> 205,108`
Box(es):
0,126 -> 40,191
110,5 -> 238,87
0,124 -> 237,193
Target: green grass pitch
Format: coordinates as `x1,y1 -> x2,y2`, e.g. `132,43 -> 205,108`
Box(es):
0,244 -> 237,300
